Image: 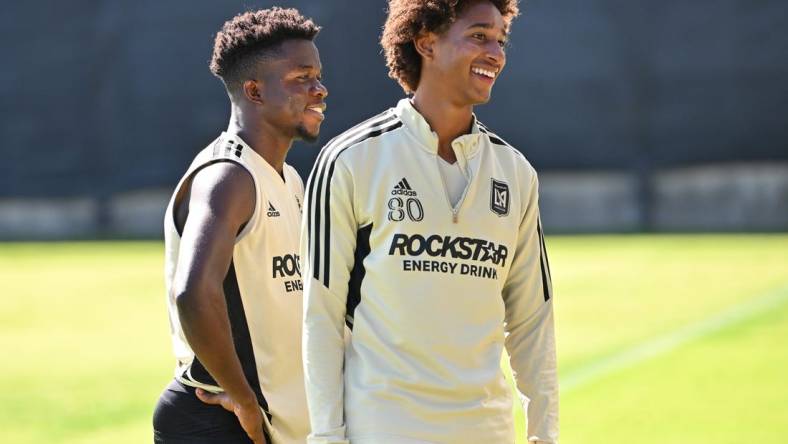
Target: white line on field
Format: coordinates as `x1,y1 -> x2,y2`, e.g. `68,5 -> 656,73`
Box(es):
560,283 -> 788,393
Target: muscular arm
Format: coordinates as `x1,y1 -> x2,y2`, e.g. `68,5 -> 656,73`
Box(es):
171,161 -> 265,443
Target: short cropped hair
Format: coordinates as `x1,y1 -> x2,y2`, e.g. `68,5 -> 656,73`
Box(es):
381,0 -> 519,94
210,7 -> 320,91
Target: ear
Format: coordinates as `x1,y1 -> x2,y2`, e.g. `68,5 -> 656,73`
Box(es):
413,32 -> 437,61
242,79 -> 265,105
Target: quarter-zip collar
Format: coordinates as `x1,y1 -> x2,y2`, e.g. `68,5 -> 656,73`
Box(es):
395,99 -> 483,224
394,98 -> 484,163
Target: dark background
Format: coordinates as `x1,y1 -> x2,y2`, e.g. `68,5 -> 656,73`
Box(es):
2,0 -> 786,199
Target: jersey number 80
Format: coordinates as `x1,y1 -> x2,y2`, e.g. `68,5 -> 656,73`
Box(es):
387,197 -> 424,222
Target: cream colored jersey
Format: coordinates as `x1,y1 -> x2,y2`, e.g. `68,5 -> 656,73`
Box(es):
163,132 -> 309,444
302,100 -> 559,444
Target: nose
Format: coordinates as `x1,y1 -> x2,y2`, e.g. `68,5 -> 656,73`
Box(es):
312,80 -> 328,99
485,41 -> 505,68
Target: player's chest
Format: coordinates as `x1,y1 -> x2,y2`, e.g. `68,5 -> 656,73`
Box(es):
360,164 -> 519,231
359,168 -> 520,278
257,182 -> 303,244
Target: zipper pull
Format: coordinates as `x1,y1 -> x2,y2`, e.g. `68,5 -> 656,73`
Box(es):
452,212 -> 458,223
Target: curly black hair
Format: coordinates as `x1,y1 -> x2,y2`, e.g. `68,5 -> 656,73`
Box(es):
210,7 -> 320,91
381,0 -> 519,94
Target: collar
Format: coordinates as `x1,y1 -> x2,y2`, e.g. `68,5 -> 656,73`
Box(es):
219,131 -> 284,180
220,131 -> 252,152
394,98 -> 484,160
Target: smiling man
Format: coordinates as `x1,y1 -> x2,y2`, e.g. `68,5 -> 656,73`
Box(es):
153,8 -> 327,444
301,0 -> 558,443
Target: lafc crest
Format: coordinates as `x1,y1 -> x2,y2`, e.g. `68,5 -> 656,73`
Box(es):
490,179 -> 510,216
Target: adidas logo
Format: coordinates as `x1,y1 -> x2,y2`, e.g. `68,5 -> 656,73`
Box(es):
391,177 -> 417,197
267,202 -> 280,217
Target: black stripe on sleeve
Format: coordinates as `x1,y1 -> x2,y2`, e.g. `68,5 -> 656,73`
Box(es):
305,111 -> 397,284
345,223 -> 372,330
305,147 -> 332,283
477,124 -> 527,163
538,217 -> 553,280
478,125 -> 508,147
308,150 -> 330,281
321,120 -> 403,287
306,113 -> 401,287
536,220 -> 552,302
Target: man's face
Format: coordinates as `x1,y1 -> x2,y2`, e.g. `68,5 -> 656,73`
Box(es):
429,0 -> 507,105
256,39 -> 327,143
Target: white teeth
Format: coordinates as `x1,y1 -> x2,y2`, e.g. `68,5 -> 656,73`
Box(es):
472,67 -> 495,79
308,106 -> 324,115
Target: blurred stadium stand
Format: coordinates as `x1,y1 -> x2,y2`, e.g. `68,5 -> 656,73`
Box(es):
1,0 -> 786,238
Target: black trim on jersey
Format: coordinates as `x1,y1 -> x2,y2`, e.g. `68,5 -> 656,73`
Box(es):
538,217 -> 553,280
185,262 -> 272,421
536,220 -> 552,302
479,126 -> 507,146
306,111 -> 401,288
322,121 -> 403,286
171,159 -> 252,238
482,130 -> 509,146
346,223 -> 372,330
212,137 -> 244,158
481,120 -> 549,299
306,111 -> 396,287
478,123 -> 525,162
315,114 -> 400,283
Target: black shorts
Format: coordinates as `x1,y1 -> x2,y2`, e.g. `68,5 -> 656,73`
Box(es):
153,379 -> 269,444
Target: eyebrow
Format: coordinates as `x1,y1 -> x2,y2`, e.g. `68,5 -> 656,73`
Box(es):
289,64 -> 322,74
467,22 -> 509,37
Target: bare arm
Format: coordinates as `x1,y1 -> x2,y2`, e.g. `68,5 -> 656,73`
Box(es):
171,161 -> 265,443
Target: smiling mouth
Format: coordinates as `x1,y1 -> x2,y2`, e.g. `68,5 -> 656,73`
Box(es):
471,67 -> 497,80
305,104 -> 326,118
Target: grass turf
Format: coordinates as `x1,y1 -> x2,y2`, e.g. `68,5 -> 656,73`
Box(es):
1,235 -> 786,443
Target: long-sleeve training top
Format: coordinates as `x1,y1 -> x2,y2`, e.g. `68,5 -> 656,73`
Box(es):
301,99 -> 559,444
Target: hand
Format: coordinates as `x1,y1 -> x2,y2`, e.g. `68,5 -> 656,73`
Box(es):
196,388 -> 267,444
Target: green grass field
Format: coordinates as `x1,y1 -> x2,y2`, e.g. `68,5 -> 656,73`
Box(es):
1,235 -> 787,443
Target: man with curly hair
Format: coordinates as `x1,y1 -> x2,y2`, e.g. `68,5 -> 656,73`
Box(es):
153,7 -> 327,444
301,0 -> 557,443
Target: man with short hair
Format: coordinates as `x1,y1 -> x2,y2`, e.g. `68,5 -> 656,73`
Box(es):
153,7 -> 327,444
301,1 -> 558,443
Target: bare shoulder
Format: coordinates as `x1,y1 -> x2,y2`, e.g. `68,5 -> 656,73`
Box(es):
189,161 -> 256,223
